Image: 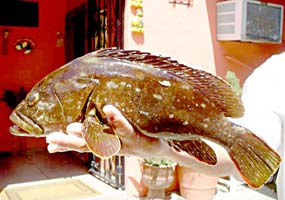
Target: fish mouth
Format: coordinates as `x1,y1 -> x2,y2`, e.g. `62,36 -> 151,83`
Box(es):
9,112 -> 44,136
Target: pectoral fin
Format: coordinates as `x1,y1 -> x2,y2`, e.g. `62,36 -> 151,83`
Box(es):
82,116 -> 121,158
169,139 -> 217,165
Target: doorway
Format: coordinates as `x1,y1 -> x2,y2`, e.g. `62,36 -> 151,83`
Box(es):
65,0 -> 125,62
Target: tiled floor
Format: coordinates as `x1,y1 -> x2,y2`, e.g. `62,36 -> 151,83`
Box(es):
0,148 -> 129,200
0,148 -> 90,191
0,149 -> 278,200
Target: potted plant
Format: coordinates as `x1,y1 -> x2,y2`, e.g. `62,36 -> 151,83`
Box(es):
141,158 -> 177,200
177,165 -> 218,200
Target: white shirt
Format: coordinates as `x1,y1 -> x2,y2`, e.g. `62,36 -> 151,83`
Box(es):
232,52 -> 285,200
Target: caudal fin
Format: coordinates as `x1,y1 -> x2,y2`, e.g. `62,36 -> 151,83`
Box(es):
229,128 -> 281,188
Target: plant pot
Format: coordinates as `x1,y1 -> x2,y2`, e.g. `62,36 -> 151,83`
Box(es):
141,162 -> 176,200
177,165 -> 218,200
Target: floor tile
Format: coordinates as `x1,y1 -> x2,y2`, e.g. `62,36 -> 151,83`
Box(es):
0,149 -> 89,190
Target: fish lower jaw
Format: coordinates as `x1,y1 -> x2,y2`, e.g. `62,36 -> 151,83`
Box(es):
9,112 -> 43,136
9,125 -> 42,137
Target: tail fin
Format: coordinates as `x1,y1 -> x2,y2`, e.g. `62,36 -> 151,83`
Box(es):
229,128 -> 281,188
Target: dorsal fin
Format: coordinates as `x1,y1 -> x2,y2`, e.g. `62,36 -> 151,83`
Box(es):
94,48 -> 244,118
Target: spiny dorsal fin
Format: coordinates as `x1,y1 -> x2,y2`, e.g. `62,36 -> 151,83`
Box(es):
94,48 -> 244,118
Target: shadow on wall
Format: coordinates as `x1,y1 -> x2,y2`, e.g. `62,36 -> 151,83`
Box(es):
132,32 -> 144,44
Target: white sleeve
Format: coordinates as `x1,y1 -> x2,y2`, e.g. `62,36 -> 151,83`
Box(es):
232,110 -> 282,150
231,64 -> 283,149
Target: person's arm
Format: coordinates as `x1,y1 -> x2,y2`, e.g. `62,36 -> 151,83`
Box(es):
46,105 -> 239,179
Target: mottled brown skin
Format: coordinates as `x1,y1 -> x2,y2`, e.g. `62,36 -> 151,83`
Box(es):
90,58 -> 232,143
9,48 -> 281,189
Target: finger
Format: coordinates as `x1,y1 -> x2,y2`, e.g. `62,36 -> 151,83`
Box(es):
66,122 -> 83,137
47,144 -> 69,153
46,132 -> 87,150
103,105 -> 134,137
47,143 -> 89,153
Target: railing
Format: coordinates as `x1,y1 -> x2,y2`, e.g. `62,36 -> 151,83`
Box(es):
89,155 -> 125,190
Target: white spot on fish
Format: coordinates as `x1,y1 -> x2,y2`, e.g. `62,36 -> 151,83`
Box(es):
40,102 -> 56,110
158,80 -> 171,87
67,116 -> 73,122
181,84 -> 191,90
37,115 -> 44,121
203,124 -> 209,128
64,99 -> 72,103
204,118 -> 210,122
183,121 -> 189,126
139,110 -> 149,116
169,114 -> 174,118
88,108 -> 96,116
153,94 -> 163,100
107,81 -> 118,89
120,82 -> 126,87
94,79 -> 100,84
135,88 -> 141,93
201,103 -> 206,108
127,84 -> 132,88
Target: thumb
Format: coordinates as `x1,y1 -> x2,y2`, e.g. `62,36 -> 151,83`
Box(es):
103,105 -> 134,138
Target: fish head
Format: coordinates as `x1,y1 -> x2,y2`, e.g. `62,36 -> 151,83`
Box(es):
9,68 -> 96,137
9,82 -> 68,137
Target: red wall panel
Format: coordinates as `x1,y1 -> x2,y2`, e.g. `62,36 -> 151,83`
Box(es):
0,0 -> 66,151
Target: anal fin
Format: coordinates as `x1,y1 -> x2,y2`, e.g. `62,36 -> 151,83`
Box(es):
169,139 -> 217,165
82,116 -> 121,158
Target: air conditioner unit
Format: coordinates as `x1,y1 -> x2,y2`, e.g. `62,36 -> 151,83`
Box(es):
216,0 -> 283,43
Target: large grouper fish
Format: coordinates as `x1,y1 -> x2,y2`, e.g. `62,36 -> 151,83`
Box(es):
9,48 -> 280,188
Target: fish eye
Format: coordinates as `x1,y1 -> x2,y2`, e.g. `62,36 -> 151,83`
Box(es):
27,92 -> 40,106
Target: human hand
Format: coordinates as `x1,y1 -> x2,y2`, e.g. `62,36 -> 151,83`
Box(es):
46,122 -> 89,153
46,105 -> 164,157
46,105 -> 238,179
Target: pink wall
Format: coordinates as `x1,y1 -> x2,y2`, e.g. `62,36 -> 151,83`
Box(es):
0,0 -> 66,151
124,0 -> 216,74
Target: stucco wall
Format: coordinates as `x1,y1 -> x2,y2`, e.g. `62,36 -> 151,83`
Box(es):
124,0 -> 216,74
